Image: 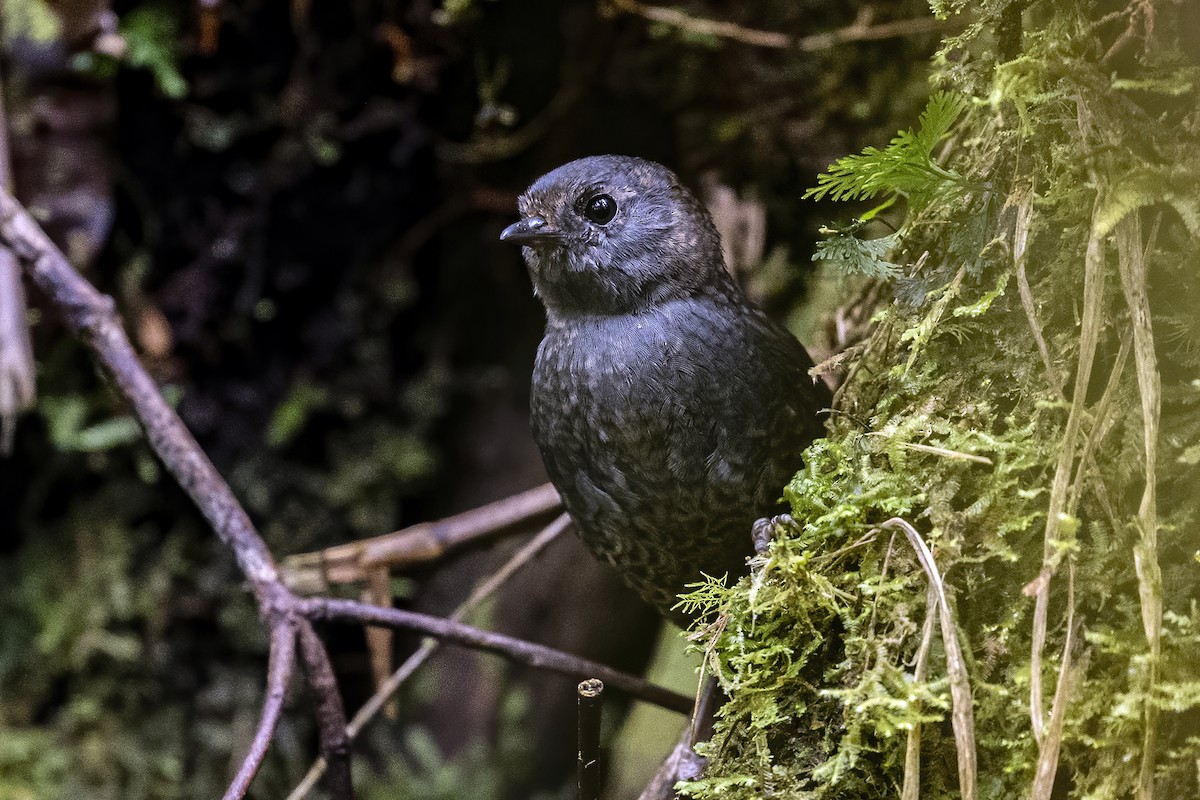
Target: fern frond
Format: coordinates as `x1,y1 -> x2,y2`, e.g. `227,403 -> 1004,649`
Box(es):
803,91 -> 973,212
811,231 -> 902,278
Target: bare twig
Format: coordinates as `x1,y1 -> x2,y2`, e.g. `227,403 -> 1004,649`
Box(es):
0,190 -> 282,588
304,597 -> 695,715
283,482 -> 563,591
609,0 -> 954,51
452,513 -> 572,615
808,341 -> 867,379
286,514 -> 572,800
882,518 -> 977,800
363,566 -> 397,717
796,12 -> 956,51
610,0 -> 789,47
297,623 -> 354,800
224,623 -> 299,800
0,180 -> 359,797
577,679 -> 605,800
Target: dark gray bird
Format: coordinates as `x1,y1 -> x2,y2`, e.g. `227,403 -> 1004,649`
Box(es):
501,155 -> 829,622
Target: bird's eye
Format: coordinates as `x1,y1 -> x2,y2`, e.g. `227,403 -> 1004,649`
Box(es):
583,193 -> 618,225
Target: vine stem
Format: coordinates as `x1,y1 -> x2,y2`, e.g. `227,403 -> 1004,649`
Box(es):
900,584 -> 937,800
1025,193 -> 1105,751
881,518 -> 977,800
1114,211 -> 1162,800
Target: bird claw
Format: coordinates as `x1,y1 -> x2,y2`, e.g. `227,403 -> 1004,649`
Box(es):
751,513 -> 797,554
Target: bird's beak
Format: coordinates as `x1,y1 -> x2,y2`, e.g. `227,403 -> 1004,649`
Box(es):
500,215 -> 555,245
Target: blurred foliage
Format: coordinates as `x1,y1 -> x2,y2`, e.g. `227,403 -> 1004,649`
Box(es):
355,688 -> 535,800
0,0 -> 61,46
0,0 -> 943,797
681,1 -> 1200,798
118,5 -> 189,99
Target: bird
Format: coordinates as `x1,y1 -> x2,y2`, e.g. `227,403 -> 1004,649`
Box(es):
501,155 -> 829,623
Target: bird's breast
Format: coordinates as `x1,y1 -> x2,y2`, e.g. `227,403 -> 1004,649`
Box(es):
530,299 -> 783,512
528,296 -> 825,619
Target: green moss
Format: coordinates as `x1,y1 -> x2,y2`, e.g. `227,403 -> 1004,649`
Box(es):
682,2 -> 1200,797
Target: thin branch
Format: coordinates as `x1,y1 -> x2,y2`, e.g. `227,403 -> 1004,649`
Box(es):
609,0 -> 954,51
0,189 -> 282,590
899,442 -> 992,465
304,597 -> 695,715
223,622 -> 299,800
0,188 -> 359,796
796,13 -> 957,51
882,518 -> 977,800
610,0 -> 789,47
363,566 -> 397,718
285,513 -> 573,800
298,622 -> 354,800
438,85 -> 584,165
361,514 -> 572,726
450,513 -> 572,617
283,482 -> 563,591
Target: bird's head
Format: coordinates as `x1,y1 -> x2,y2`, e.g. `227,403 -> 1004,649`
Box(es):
501,155 -> 729,318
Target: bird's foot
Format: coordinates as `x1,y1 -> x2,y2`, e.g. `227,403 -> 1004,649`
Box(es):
751,513 -> 798,554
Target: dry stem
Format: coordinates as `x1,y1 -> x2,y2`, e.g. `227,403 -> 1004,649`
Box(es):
882,518 -> 977,800
609,1 -> 953,51
901,585 -> 938,800
1025,195 -> 1105,748
223,622 -> 299,800
1114,211 -> 1162,800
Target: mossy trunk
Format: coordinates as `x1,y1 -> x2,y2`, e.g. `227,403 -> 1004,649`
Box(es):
683,2 -> 1200,798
